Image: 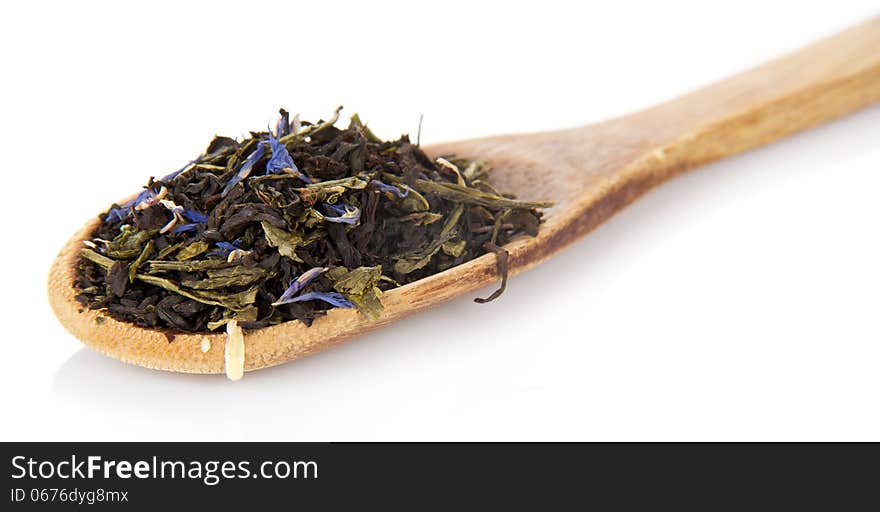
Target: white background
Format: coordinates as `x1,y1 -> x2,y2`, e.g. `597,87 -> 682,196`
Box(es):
1,1 -> 878,441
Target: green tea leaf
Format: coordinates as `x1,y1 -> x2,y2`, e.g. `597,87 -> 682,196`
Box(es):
105,227 -> 156,259
207,305 -> 259,330
80,248 -> 116,269
129,240 -> 154,282
398,187 -> 430,213
399,212 -> 443,226
77,107 -> 550,334
81,248 -> 257,311
441,238 -> 467,257
393,239 -> 447,275
147,259 -> 238,273
440,204 -> 464,238
156,241 -> 185,260
181,266 -> 267,290
328,266 -> 384,320
394,207 -> 462,274
140,273 -> 258,310
415,179 -> 554,210
296,176 -> 369,204
348,113 -> 382,143
175,240 -> 209,261
261,221 -> 304,262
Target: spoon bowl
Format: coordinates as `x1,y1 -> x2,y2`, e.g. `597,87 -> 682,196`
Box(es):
49,18 -> 880,374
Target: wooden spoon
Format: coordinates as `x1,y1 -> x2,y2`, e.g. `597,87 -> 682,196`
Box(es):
49,18 -> 880,374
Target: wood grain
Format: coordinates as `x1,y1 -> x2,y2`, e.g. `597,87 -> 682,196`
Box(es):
48,18 -> 880,374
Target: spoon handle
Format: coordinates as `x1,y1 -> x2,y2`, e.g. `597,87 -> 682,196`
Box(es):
573,18 -> 880,175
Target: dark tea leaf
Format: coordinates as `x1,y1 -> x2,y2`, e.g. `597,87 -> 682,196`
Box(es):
75,108 -> 550,334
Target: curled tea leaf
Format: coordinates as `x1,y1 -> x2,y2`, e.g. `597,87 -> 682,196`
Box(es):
175,240 -> 209,261
328,266 -> 383,320
261,221 -> 305,262
296,176 -> 369,204
78,107 -> 548,334
129,240 -> 154,282
105,227 -> 156,259
82,248 -> 258,310
474,242 -> 509,304
415,179 -> 554,210
147,258 -> 238,273
181,266 -> 267,290
441,238 -> 467,257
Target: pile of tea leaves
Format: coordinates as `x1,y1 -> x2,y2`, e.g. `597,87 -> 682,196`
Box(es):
75,108 -> 551,334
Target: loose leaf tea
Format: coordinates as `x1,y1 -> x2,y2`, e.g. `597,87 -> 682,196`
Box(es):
75,108 -> 551,334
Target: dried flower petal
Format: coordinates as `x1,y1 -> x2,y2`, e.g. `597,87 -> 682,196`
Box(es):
134,186 -> 168,211
271,267 -> 328,306
107,187 -> 157,221
371,179 -> 409,198
159,199 -> 183,213
160,157 -> 199,182
174,223 -> 200,234
79,106 -> 548,337
182,209 -> 207,223
266,134 -> 310,182
105,206 -> 128,223
222,144 -> 265,196
322,203 -> 361,225
285,291 -> 354,308
207,240 -> 240,258
158,199 -> 186,234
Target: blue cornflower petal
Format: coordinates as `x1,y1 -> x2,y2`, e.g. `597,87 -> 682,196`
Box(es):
285,291 -> 354,309
161,156 -> 199,182
222,144 -> 265,196
322,203 -> 361,225
132,188 -> 155,208
271,267 -> 329,306
182,209 -> 208,223
106,187 -> 157,222
106,206 -> 129,223
174,223 -> 200,234
265,135 -> 309,183
216,241 -> 239,252
207,241 -> 240,258
371,180 -> 409,198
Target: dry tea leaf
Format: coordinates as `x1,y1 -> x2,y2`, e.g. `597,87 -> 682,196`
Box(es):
175,240 -> 209,261
328,266 -> 384,320
76,107 -> 548,335
129,240 -> 154,282
105,228 -> 156,259
261,221 -> 305,263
